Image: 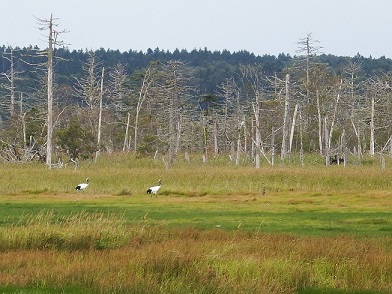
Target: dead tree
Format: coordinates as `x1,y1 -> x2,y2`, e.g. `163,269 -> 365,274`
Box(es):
134,63 -> 155,152
95,67 -> 105,162
1,46 -> 21,116
281,74 -> 290,160
240,65 -> 271,168
73,50 -> 103,158
366,73 -> 391,157
296,33 -> 322,104
217,78 -> 239,158
73,50 -> 102,111
343,60 -> 364,158
327,79 -> 343,152
252,91 -> 261,168
152,60 -> 192,168
107,63 -> 132,151
289,103 -> 299,154
36,14 -> 67,168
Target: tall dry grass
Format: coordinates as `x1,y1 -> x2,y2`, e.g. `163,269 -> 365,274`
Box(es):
0,211 -> 128,251
0,227 -> 391,293
0,153 -> 392,197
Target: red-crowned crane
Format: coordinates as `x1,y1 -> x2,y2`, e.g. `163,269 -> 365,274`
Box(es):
76,178 -> 90,191
147,179 -> 161,197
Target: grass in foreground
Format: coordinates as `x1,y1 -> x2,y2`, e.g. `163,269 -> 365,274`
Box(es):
0,224 -> 391,293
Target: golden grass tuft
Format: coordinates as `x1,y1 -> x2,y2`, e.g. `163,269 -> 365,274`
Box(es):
0,211 -> 129,251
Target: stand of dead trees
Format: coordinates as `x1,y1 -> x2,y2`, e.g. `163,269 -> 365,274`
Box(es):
1,29 -> 392,168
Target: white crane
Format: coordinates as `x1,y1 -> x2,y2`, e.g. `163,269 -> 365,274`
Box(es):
147,179 -> 161,197
76,178 -> 90,191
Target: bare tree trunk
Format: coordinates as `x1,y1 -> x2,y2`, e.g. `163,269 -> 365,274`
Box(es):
299,107 -> 304,165
316,90 -> 323,155
123,112 -> 131,152
235,117 -> 243,166
351,116 -> 362,159
9,52 -> 15,116
2,47 -> 16,116
289,103 -> 298,154
253,95 -> 261,169
95,67 -> 104,162
281,74 -> 290,160
175,118 -> 182,154
134,66 -> 153,152
328,79 -> 343,151
342,129 -> 347,167
251,119 -> 255,162
271,127 -> 275,166
46,14 -> 54,168
389,135 -> 392,157
325,116 -> 329,166
213,116 -> 219,156
202,115 -> 208,162
370,96 -> 375,156
243,120 -> 248,155
235,132 -> 241,165
20,93 -> 27,148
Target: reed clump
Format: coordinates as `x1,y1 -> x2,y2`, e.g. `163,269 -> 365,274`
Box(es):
0,211 -> 129,251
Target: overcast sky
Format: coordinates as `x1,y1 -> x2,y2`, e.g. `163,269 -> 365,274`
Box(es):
3,0 -> 392,58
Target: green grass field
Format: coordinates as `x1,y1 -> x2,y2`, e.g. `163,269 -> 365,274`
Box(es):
0,153 -> 391,293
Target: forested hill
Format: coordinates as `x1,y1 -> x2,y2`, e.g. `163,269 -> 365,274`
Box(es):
2,45 -> 392,95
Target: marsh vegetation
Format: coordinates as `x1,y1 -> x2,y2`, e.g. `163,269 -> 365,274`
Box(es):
0,154 -> 391,293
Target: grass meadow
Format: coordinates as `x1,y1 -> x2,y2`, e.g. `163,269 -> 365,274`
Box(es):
0,153 -> 391,293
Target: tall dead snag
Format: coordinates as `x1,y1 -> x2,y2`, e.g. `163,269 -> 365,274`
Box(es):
367,78 -> 382,157
198,93 -> 220,163
289,103 -> 299,154
152,60 -> 192,168
36,14 -> 66,168
134,63 -> 155,152
95,67 -> 104,162
123,112 -> 131,151
281,74 -> 290,160
107,63 -> 131,151
47,19 -> 53,168
327,79 -> 343,152
296,33 -> 322,104
298,107 -> 304,165
217,78 -> 240,161
46,15 -> 53,167
296,33 -> 326,156
73,50 -> 103,160
1,47 -> 20,116
316,90 -> 323,155
365,73 -> 392,157
74,50 -> 101,111
324,116 -> 329,166
252,91 -> 261,168
240,65 -> 271,168
343,60 -> 363,158
370,96 -> 375,156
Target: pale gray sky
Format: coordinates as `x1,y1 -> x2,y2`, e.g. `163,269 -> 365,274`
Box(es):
3,0 -> 392,58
